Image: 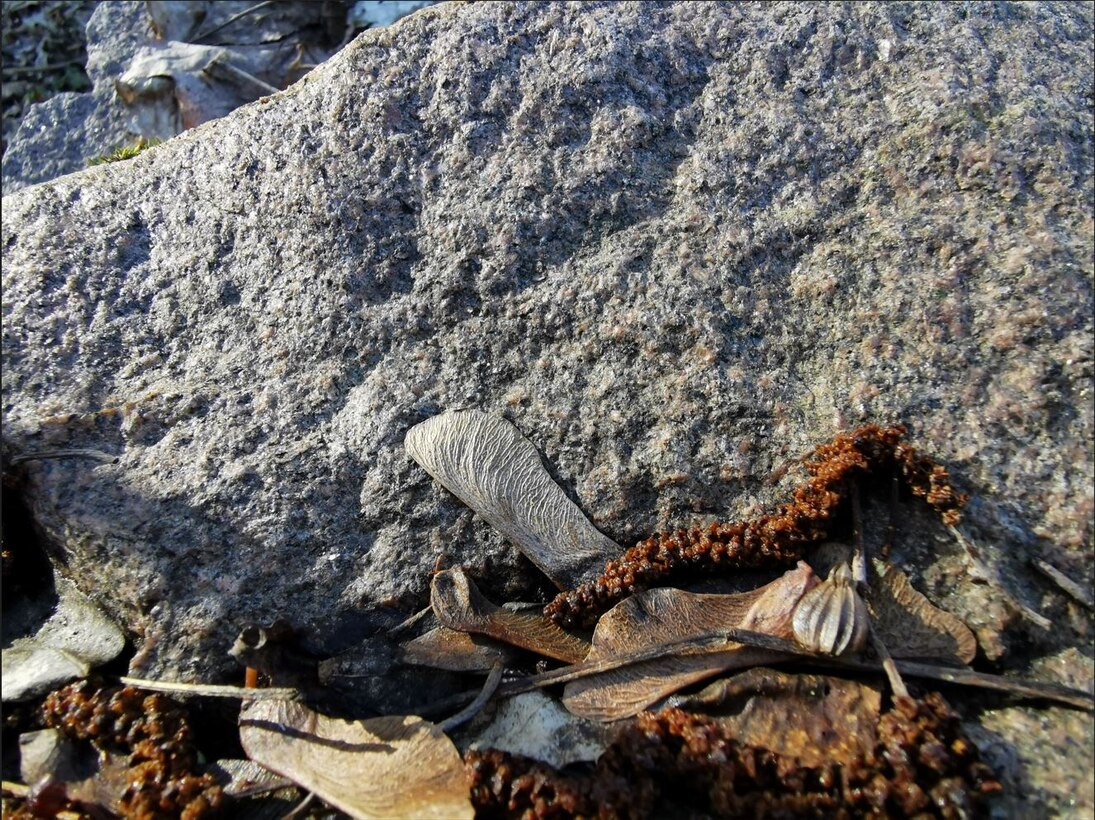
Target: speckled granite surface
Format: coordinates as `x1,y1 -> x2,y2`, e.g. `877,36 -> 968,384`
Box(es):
2,2 -> 1091,811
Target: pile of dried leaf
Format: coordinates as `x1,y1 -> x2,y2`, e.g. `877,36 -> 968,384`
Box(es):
3,411 -> 1092,818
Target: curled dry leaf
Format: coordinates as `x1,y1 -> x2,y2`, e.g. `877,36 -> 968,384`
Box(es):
405,411 -> 619,589
239,700 -> 473,820
671,667 -> 882,768
431,567 -> 590,664
563,563 -> 818,721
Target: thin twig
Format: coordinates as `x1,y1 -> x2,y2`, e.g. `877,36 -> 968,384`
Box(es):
1031,558 -> 1094,610
438,662 -> 503,732
849,479 -> 868,589
281,791 -> 316,820
871,659 -> 1093,711
3,61 -> 85,75
119,676 -> 299,701
191,0 -> 277,42
415,625 -> 1094,716
868,624 -> 909,698
9,449 -> 118,465
849,483 -> 906,697
948,524 -> 1053,630
389,605 -> 433,638
206,59 -> 281,95
882,468 -> 899,559
948,523 -> 987,570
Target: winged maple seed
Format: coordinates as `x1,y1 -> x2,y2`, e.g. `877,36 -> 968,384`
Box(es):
405,410 -> 619,589
400,624 -> 521,673
239,701 -> 473,820
562,563 -> 819,720
559,558 -> 987,721
400,413 -> 1085,710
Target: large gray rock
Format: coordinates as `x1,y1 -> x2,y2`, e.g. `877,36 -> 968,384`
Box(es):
2,1 -> 1092,810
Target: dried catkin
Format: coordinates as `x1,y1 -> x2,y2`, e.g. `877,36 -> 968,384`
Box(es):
465,692 -> 999,819
41,679 -> 224,818
545,424 -> 967,628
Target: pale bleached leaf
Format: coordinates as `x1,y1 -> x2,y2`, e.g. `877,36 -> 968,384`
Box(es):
464,690 -> 610,768
2,578 -> 125,701
239,700 -> 473,820
405,411 -> 618,589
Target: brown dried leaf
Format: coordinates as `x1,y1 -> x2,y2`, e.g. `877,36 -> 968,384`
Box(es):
406,411 -> 619,589
562,563 -> 818,721
400,625 -> 520,673
239,700 -> 473,820
871,561 -> 977,664
431,568 -> 590,663
672,668 -> 882,768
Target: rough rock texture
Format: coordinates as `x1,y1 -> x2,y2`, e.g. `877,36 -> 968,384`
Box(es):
1,1 -> 352,196
2,1 -> 1093,811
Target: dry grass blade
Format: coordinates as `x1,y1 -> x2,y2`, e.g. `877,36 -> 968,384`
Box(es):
118,676 -> 299,700
431,568 -> 590,663
239,700 -> 473,820
406,411 -> 618,589
1031,558 -> 1095,610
